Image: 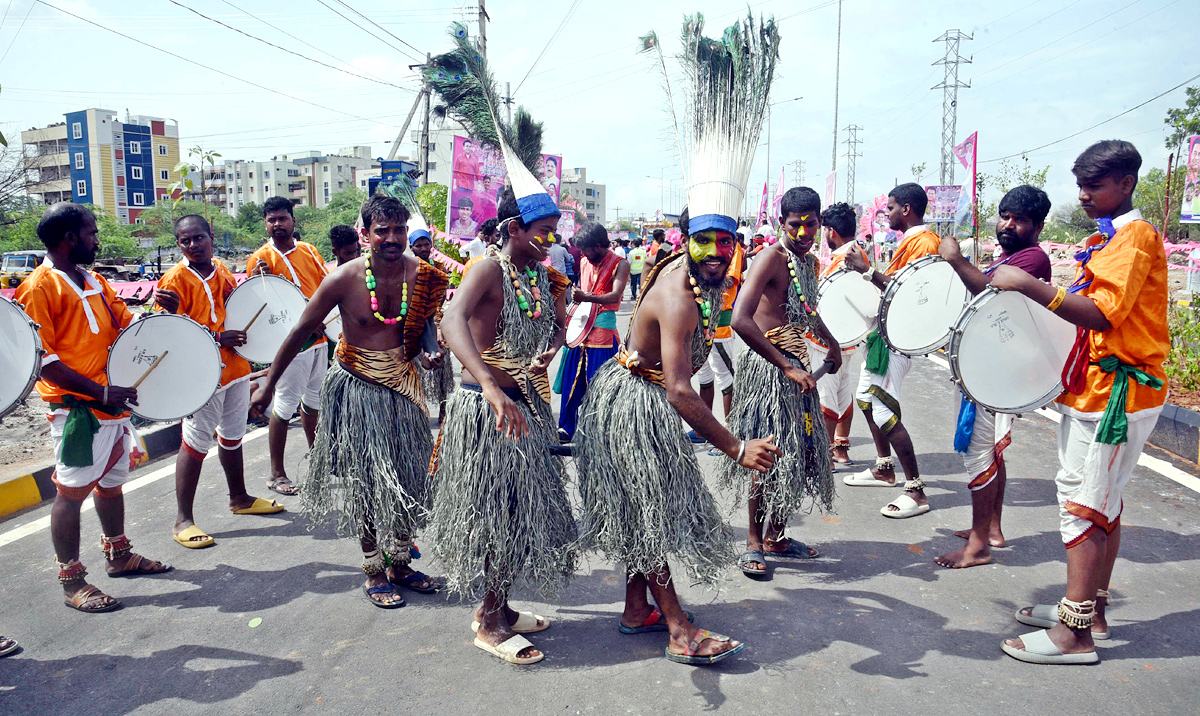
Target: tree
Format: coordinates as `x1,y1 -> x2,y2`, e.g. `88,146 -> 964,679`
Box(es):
1133,166 -> 1187,240
975,157 -> 1051,232
911,162 -> 927,184
234,202 -> 261,233
1164,85 -> 1200,155
296,187 -> 366,259
416,183 -> 447,233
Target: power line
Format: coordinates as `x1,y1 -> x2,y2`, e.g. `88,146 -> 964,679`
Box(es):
314,0 -> 421,63
35,0 -> 403,129
330,0 -> 424,60
981,69 -> 1200,163
168,1 -> 414,92
514,0 -> 583,95
0,1 -> 34,67
971,0 -> 1084,55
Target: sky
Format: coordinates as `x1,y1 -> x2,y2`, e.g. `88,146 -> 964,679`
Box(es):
2,0 -> 1198,224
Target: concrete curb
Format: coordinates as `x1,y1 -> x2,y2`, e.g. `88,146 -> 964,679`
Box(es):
0,422 -> 182,519
1148,402 -> 1200,465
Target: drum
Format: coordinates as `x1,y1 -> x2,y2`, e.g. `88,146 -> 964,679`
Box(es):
225,274 -> 308,364
0,295 -> 43,419
323,307 -> 343,342
564,301 -> 596,349
817,268 -> 882,348
107,313 -> 222,421
948,287 -> 1078,414
879,255 -> 969,356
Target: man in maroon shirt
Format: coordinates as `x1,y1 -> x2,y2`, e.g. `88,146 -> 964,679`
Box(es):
935,185 -> 1053,568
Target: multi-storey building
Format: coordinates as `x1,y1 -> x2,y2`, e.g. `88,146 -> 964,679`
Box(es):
563,167 -> 606,222
222,146 -> 377,215
22,109 -> 181,224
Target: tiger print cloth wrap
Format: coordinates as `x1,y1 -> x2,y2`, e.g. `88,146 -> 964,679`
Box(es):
718,249 -> 834,526
574,254 -> 735,588
399,260 -> 450,362
335,340 -> 426,413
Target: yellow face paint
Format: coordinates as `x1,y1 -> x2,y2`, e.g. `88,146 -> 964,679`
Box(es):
533,231 -> 557,245
688,234 -> 719,263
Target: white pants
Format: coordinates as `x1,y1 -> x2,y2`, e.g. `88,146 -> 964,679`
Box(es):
1055,406 -> 1162,546
50,413 -> 131,495
273,343 -> 327,420
855,350 -> 911,433
806,339 -> 857,421
183,379 -> 251,455
696,337 -> 735,393
961,401 -> 1014,491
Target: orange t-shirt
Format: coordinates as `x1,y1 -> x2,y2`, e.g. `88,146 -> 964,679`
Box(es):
158,258 -> 251,387
1056,218 -> 1168,418
885,227 -> 941,276
714,244 -> 746,340
15,262 -> 136,420
246,240 -> 328,346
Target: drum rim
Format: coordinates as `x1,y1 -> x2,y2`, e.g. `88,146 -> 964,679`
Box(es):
0,295 -> 44,420
565,301 -> 596,348
947,287 -> 1067,414
323,307 -> 343,342
879,255 -> 965,356
817,267 -> 882,348
105,312 -> 222,422
225,273 -> 309,363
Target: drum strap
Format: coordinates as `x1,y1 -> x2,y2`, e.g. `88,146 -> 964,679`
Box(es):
184,263 -> 218,323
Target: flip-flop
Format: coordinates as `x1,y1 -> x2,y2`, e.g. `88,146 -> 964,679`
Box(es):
471,610 -> 550,634
738,549 -> 767,578
665,629 -> 745,666
843,469 -> 897,486
266,478 -> 300,496
0,636 -> 17,657
1000,630 -> 1099,665
172,525 -> 215,549
231,497 -> 286,515
362,584 -> 405,609
474,634 -> 544,665
1015,605 -> 1110,640
390,570 -> 441,594
106,554 -> 172,578
619,608 -> 695,634
881,493 -> 930,519
764,539 -> 819,560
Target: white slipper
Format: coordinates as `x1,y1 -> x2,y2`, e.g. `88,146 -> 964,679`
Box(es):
843,469 -> 898,487
880,493 -> 930,519
1015,605 -> 1110,640
474,634 -> 544,665
471,610 -> 550,634
1000,629 -> 1098,664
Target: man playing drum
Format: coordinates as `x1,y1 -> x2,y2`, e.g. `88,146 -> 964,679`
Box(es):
807,202 -> 867,467
844,183 -> 941,518
159,215 -> 284,551
998,140 -> 1167,665
251,194 -> 446,607
934,186 -> 1053,569
16,203 -> 176,612
245,196 -> 330,497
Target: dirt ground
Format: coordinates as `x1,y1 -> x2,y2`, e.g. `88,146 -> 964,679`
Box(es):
0,393 -> 53,479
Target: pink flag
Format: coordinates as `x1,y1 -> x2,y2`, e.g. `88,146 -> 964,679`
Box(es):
953,131 -> 977,172
757,181 -> 770,228
771,166 -> 786,226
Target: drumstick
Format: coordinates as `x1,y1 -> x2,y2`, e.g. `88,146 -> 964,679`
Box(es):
810,360 -> 836,381
131,350 -> 168,389
242,303 -> 268,332
323,312 -> 340,326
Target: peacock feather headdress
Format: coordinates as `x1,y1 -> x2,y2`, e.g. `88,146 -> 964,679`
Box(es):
644,12 -> 780,235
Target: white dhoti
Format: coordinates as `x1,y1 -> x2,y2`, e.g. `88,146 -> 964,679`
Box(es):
1055,405 -> 1162,547
961,399 -> 1014,491
806,338 -> 857,421
50,412 -> 132,500
855,350 -> 911,433
273,342 -> 327,420
182,379 -> 251,458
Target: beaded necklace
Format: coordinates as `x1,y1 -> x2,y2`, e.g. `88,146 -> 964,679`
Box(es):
364,253 -> 408,325
507,259 -> 542,318
785,252 -> 818,320
688,273 -> 716,346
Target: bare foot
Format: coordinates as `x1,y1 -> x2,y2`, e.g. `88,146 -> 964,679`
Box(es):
954,528 -> 1005,548
934,543 -> 992,569
831,443 -> 853,464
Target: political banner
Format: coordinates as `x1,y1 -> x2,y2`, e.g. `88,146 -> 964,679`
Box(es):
447,135 -> 562,239
924,185 -> 962,224
1182,135 -> 1200,224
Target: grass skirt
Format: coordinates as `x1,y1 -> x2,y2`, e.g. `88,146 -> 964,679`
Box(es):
718,347 -> 835,522
575,361 -> 735,588
302,362 -> 433,552
426,387 -> 579,601
420,358 -> 454,407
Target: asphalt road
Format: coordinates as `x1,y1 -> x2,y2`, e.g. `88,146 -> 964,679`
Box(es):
2,303 -> 1199,715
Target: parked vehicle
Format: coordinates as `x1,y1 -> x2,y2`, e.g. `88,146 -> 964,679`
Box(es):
1,250 -> 45,288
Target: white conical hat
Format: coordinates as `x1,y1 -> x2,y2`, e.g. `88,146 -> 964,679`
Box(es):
408,205 -> 431,242
497,138 -> 559,225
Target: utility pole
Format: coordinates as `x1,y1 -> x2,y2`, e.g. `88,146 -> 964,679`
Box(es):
477,0 -> 488,57
933,30 -> 972,186
613,206 -> 621,229
505,81 -> 512,126
420,52 -> 431,185
831,0 -> 842,174
791,159 -> 805,187
842,124 -> 862,204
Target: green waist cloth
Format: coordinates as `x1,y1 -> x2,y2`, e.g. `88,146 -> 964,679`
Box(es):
300,333 -> 320,352
717,308 -> 733,329
1093,356 -> 1165,445
48,395 -> 124,468
865,330 -> 890,376
594,310 -> 618,330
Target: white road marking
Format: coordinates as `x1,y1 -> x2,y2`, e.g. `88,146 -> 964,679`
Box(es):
924,353 -> 1198,494
0,427 -> 267,549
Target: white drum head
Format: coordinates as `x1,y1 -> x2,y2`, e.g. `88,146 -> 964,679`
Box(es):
880,257 -> 969,355
950,289 -> 1078,413
0,296 -> 41,418
225,274 -> 308,364
818,269 -> 882,348
107,313 -> 222,421
323,307 -> 343,342
565,302 -> 594,348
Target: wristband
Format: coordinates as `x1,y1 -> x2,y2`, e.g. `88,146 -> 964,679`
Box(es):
1047,286 -> 1067,312
736,440 -> 746,463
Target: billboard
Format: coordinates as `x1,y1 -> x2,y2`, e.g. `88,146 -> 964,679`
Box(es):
1182,135 -> 1200,224
924,185 -> 962,223
447,135 -> 562,239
